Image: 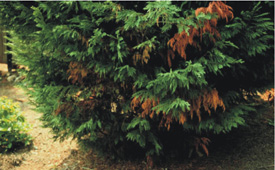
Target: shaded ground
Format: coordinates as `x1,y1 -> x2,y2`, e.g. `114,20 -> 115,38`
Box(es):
0,63 -> 274,170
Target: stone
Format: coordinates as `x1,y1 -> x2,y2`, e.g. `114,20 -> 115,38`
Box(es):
7,74 -> 17,82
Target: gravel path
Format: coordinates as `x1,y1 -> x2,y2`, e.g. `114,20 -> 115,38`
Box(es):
0,81 -> 78,170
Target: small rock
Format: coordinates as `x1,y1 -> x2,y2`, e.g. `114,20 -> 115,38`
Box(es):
12,159 -> 22,166
7,75 -> 17,82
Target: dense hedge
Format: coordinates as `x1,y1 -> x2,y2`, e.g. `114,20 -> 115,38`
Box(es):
0,1 -> 273,163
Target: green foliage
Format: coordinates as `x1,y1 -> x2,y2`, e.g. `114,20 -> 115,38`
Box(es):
268,119 -> 274,126
218,1 -> 274,93
0,1 -> 273,161
0,97 -> 32,153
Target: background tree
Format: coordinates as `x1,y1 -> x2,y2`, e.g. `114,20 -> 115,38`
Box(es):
0,1 -> 273,164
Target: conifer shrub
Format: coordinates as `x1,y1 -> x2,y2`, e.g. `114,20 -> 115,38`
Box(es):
0,1 -> 273,162
0,97 -> 32,153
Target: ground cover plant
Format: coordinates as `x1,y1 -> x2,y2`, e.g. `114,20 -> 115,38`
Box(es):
0,1 -> 273,165
0,96 -> 32,153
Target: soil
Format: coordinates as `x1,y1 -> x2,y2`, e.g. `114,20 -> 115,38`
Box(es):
0,64 -> 274,170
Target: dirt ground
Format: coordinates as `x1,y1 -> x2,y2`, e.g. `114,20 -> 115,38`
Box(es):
0,79 -> 78,169
0,63 -> 274,170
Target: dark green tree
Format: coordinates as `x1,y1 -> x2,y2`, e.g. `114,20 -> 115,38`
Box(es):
0,1 -> 273,163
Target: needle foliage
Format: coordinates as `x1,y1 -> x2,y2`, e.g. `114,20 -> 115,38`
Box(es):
0,1 -> 273,162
